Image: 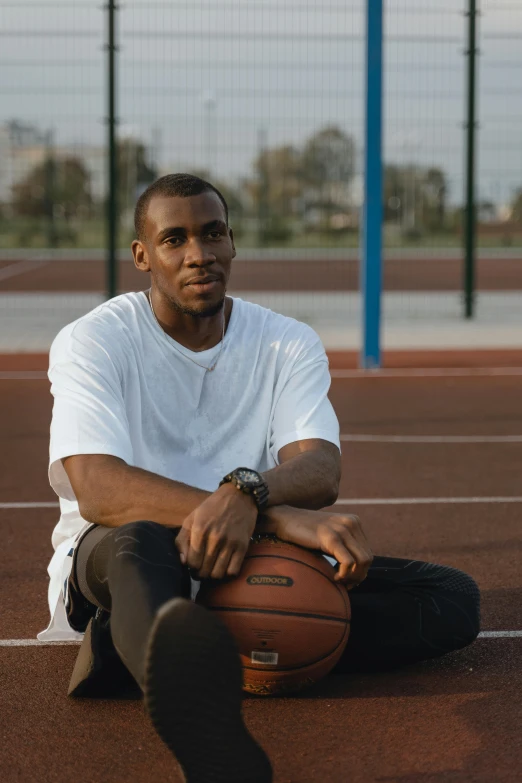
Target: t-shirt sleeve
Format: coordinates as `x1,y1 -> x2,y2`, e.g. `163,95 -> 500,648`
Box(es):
269,328 -> 340,464
48,320 -> 133,501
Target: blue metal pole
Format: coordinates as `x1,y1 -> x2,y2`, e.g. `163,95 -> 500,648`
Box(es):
361,0 -> 384,369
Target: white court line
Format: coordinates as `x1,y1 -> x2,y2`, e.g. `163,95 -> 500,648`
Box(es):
0,258 -> 49,283
3,497 -> 522,511
0,639 -> 81,647
1,631 -> 520,647
341,434 -> 522,443
2,368 -> 522,381
335,497 -> 522,505
330,367 -> 522,379
0,502 -> 59,509
0,371 -> 47,380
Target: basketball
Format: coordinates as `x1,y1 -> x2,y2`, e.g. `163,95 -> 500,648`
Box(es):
196,536 -> 351,695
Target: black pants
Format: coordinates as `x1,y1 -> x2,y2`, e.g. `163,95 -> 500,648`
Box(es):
73,521 -> 481,687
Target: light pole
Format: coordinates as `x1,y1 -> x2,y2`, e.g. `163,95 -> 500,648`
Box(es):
201,92 -> 217,177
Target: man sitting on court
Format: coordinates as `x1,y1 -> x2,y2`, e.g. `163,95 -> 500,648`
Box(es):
39,173 -> 481,783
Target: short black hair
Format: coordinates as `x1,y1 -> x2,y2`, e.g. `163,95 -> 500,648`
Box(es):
134,173 -> 229,240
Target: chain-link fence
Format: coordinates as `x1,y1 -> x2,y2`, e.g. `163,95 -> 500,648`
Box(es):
0,1 -> 520,353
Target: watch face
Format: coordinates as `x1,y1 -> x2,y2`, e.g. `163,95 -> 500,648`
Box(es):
237,468 -> 261,485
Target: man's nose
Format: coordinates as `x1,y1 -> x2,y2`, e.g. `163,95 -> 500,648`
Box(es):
184,237 -> 216,266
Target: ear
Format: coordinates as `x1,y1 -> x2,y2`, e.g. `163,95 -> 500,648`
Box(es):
132,239 -> 151,272
229,227 -> 237,259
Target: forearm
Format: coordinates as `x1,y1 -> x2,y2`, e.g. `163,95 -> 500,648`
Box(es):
262,450 -> 339,510
256,504 -> 292,535
76,459 -> 210,528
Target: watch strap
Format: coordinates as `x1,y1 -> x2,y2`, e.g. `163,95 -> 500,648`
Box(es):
219,469 -> 269,511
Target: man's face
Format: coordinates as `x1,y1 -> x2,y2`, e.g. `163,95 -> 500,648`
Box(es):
132,191 -> 235,317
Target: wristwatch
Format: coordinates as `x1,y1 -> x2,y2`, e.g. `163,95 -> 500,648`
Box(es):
219,468 -> 269,511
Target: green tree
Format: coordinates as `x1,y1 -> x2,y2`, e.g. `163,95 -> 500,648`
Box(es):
12,156 -> 92,220
247,145 -> 302,243
301,126 -> 355,190
511,189 -> 522,223
250,145 -> 303,220
299,126 -> 356,232
383,164 -> 448,235
118,139 -> 157,212
383,163 -> 406,222
422,167 -> 447,231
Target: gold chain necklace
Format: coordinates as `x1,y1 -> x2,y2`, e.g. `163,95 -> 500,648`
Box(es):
148,290 -> 226,372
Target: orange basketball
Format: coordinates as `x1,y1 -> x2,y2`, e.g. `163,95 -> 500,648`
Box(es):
196,537 -> 351,695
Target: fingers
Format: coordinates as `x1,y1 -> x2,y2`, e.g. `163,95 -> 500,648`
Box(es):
177,514 -> 249,580
320,529 -> 356,583
337,515 -> 373,588
203,542 -> 248,580
185,522 -> 207,573
175,489 -> 257,578
226,544 -> 248,578
209,546 -> 236,580
199,541 -> 248,580
197,532 -> 225,579
318,514 -> 373,589
175,526 -> 190,565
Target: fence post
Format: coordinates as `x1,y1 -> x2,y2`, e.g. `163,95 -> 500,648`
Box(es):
361,0 -> 384,368
106,0 -> 118,300
464,0 -> 478,319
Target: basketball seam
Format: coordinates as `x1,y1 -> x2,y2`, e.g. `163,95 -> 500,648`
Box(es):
210,606 -> 351,623
239,552 -> 351,620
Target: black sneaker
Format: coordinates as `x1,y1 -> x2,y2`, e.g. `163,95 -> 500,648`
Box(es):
68,609 -> 140,698
143,598 -> 273,783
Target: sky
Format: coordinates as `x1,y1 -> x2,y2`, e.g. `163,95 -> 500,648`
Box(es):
0,0 -> 521,207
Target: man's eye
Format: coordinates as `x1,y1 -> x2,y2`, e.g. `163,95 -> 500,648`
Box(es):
207,231 -> 222,239
165,237 -> 182,245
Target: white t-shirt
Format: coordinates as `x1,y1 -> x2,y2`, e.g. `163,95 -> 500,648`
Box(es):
37,292 -> 340,641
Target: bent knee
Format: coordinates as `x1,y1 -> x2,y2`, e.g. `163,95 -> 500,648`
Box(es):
118,520 -> 165,534
114,520 -> 175,546
433,568 -> 481,650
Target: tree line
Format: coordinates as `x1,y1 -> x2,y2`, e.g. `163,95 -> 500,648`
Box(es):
5,123 -> 513,246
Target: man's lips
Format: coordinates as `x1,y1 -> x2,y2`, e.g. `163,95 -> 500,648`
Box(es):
185,276 -> 219,285
185,277 -> 221,293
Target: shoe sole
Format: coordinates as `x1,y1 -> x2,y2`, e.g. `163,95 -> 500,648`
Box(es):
144,597 -> 272,783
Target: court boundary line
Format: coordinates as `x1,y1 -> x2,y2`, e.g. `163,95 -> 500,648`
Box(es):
0,502 -> 60,509
0,258 -> 50,284
335,497 -> 522,505
3,367 -> 522,381
3,496 -> 522,511
0,371 -> 48,380
330,368 -> 522,378
1,631 -> 520,647
340,434 -> 522,443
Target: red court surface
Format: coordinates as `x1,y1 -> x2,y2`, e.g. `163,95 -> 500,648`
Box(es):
1,360 -> 521,782
0,255 -> 521,292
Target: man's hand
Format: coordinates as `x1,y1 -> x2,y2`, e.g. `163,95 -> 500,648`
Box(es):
262,506 -> 373,588
175,483 -> 258,579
